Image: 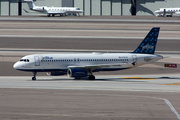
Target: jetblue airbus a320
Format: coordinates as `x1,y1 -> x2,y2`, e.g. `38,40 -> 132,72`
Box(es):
13,27 -> 163,80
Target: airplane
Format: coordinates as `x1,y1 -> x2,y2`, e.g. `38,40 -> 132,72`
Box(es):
24,0 -> 83,17
13,27 -> 163,80
155,8 -> 180,17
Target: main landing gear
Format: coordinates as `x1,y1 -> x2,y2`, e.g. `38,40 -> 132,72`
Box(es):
74,69 -> 95,80
74,75 -> 95,80
32,72 -> 37,81
47,14 -> 55,17
88,75 -> 95,80
88,69 -> 95,80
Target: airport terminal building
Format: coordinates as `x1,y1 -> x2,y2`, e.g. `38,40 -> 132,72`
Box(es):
0,0 -> 180,16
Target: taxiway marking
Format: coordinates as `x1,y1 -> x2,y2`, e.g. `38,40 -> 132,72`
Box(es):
161,83 -> 180,85
122,77 -> 156,80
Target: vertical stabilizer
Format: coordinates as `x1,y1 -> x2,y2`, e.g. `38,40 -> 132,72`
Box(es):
24,0 -> 36,10
132,27 -> 160,54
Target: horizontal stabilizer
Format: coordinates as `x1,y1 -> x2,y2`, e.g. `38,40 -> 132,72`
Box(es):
23,9 -> 29,13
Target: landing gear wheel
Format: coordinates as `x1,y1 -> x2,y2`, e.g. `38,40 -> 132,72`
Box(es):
32,77 -> 36,81
88,75 -> 95,80
32,72 -> 37,81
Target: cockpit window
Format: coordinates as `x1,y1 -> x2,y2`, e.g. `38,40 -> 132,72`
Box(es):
76,8 -> 80,10
20,59 -> 30,62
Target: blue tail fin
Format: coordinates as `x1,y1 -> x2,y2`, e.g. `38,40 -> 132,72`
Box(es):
132,27 -> 160,54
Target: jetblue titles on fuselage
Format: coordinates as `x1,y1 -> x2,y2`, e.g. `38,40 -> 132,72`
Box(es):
43,56 -> 53,60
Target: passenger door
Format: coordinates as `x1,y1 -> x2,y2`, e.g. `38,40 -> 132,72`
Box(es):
34,56 -> 40,66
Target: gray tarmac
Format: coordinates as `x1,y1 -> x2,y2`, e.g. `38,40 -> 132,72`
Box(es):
0,16 -> 180,120
0,88 -> 178,120
1,15 -> 180,23
0,37 -> 180,51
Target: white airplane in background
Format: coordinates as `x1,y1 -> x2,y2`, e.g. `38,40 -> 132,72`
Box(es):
13,27 -> 163,80
155,8 -> 180,17
24,0 -> 83,17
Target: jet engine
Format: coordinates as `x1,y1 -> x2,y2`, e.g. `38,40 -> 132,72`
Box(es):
67,68 -> 87,78
33,7 -> 45,11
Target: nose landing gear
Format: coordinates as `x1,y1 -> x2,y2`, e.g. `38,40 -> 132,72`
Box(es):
32,72 -> 37,80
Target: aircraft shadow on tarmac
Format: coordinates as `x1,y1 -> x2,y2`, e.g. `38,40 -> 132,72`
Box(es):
28,76 -> 180,82
28,77 -> 149,83
158,77 -> 180,79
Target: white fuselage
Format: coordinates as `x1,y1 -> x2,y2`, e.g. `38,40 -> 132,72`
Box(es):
33,6 -> 83,14
25,0 -> 83,16
155,8 -> 180,17
13,53 -> 163,73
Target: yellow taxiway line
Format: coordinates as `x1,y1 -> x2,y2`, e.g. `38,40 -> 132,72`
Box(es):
122,77 -> 155,80
161,83 -> 180,85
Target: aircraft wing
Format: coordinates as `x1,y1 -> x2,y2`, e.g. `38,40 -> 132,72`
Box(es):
68,63 -> 127,70
175,12 -> 180,14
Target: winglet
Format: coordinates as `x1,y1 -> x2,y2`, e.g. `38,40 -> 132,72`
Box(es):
132,27 -> 160,54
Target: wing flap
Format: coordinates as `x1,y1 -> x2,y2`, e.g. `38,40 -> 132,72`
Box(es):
175,12 -> 180,14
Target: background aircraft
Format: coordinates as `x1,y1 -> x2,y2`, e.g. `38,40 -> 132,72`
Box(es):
13,27 -> 163,80
155,8 -> 180,17
24,0 -> 83,17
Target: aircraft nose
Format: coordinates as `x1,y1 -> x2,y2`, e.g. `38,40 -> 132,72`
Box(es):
13,62 -> 20,70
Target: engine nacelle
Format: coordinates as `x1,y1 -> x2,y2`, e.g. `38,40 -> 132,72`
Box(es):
67,68 -> 87,77
47,71 -> 67,76
33,7 -> 45,11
